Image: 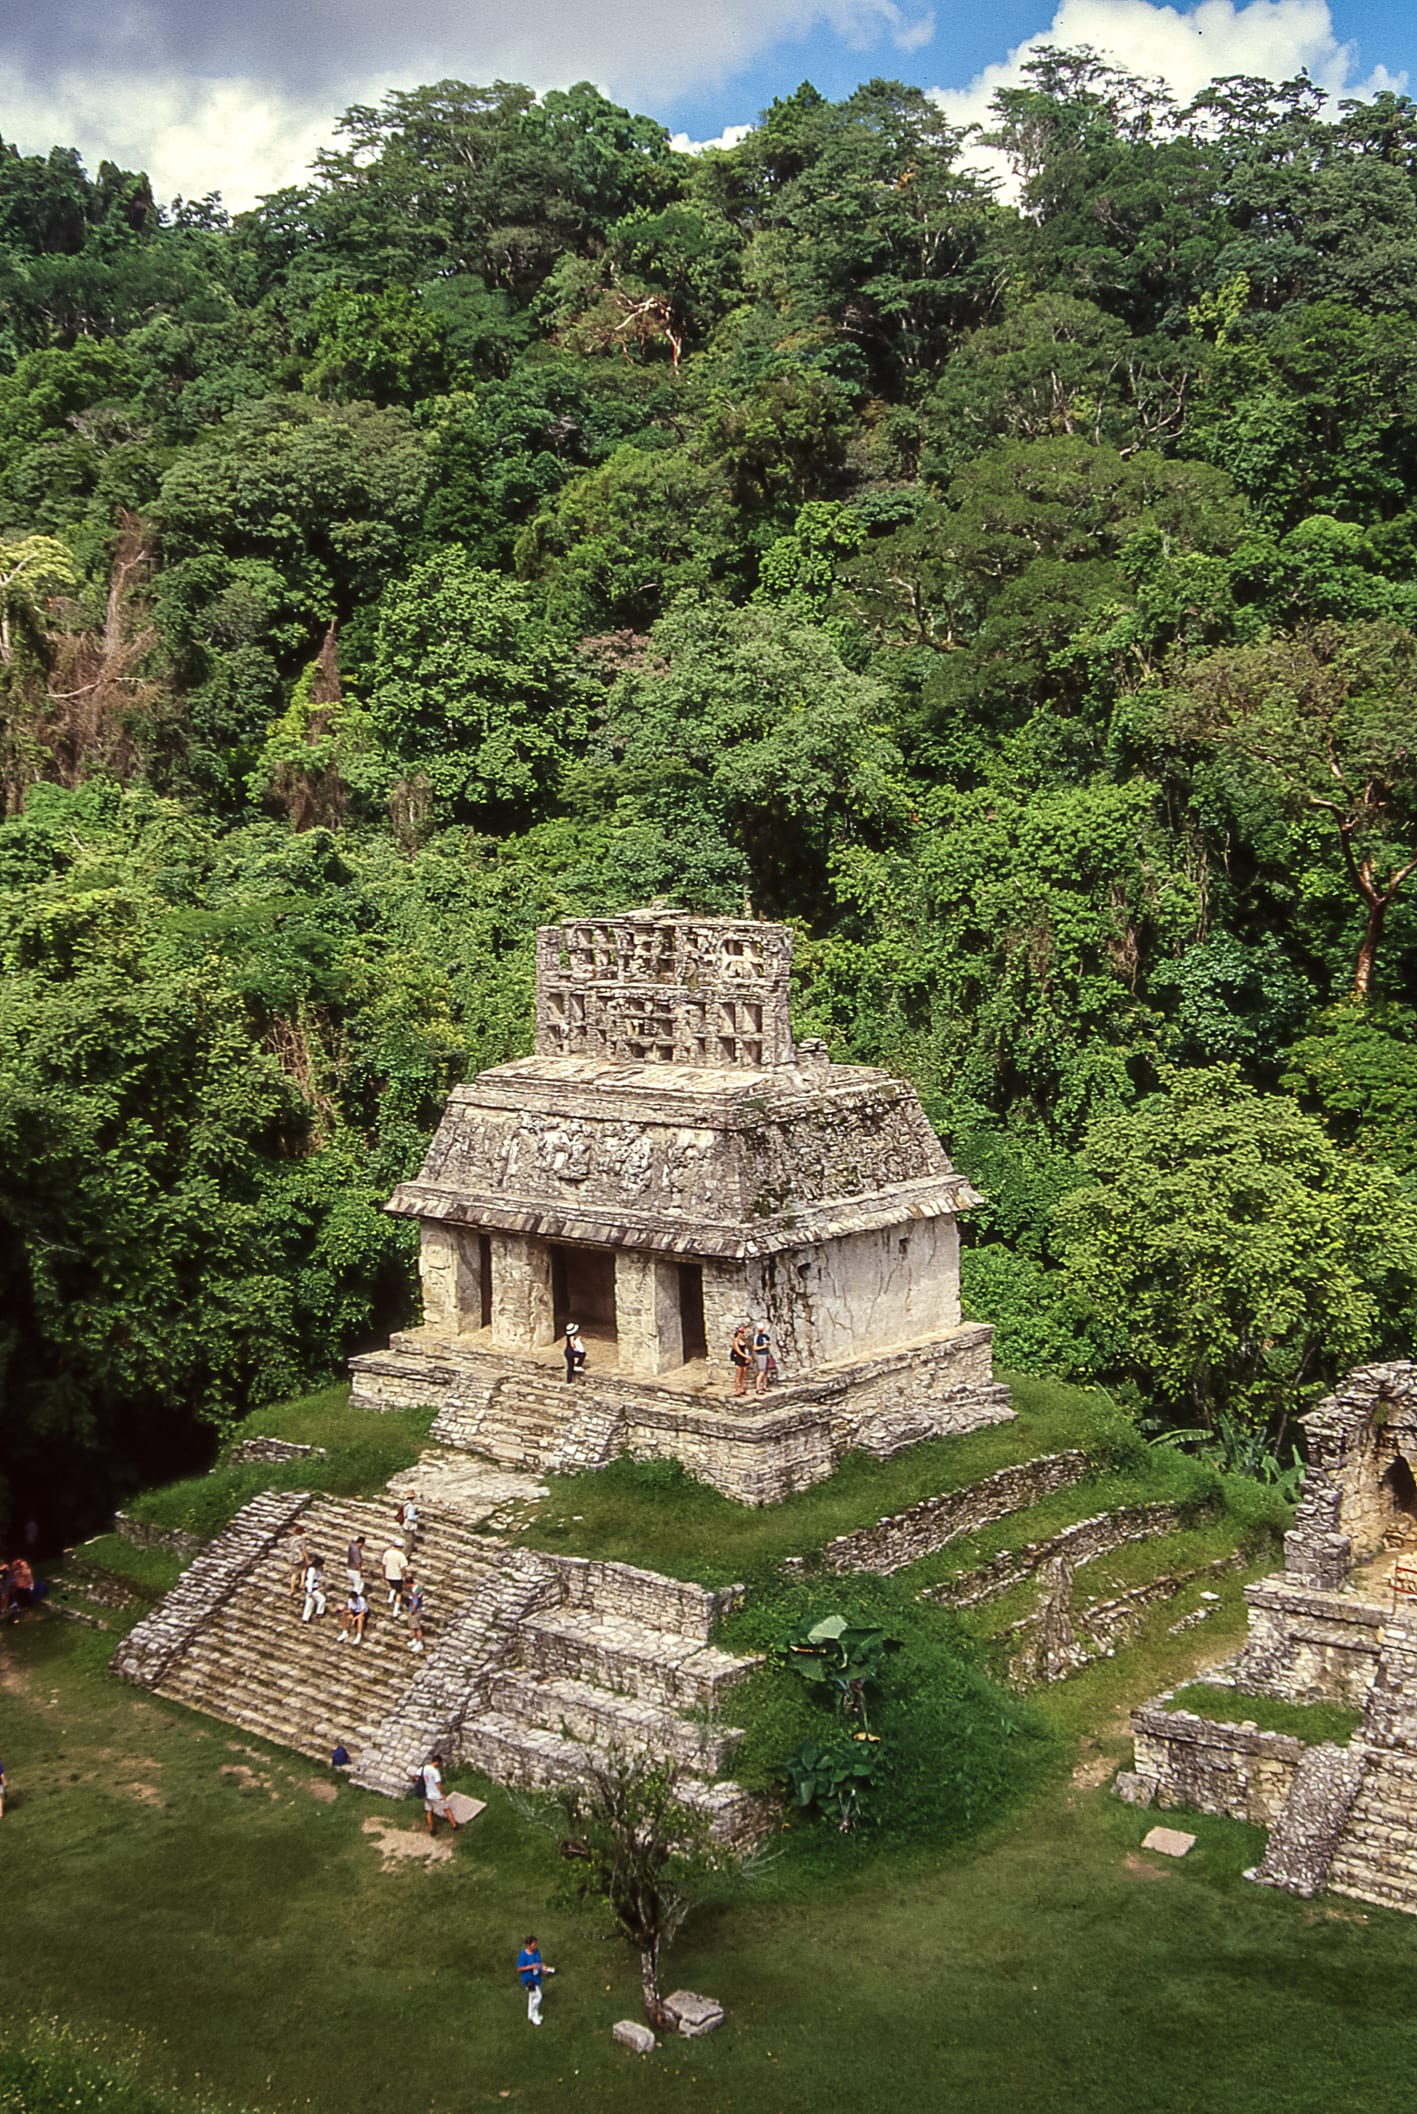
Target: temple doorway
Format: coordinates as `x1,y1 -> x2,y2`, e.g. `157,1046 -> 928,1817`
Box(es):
477,1232 -> 493,1330
678,1263 -> 707,1363
551,1244 -> 617,1341
1383,1455 -> 1417,1539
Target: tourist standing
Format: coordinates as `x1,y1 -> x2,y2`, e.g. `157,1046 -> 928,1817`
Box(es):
517,1936 -> 554,2025
399,1492 -> 420,1554
382,1541 -> 406,1614
286,1524 -> 310,1598
346,1535 -> 366,1592
563,1322 -> 587,1383
730,1324 -> 751,1398
406,1575 -> 426,1653
419,1752 -> 459,1835
752,1320 -> 773,1396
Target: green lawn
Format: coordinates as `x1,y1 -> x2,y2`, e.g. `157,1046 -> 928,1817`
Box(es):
4,1562 -> 1416,2114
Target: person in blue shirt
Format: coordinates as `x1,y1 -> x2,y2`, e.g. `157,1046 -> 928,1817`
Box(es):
517,1935 -> 554,2025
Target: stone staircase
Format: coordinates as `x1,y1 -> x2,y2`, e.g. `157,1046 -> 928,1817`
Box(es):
114,1492 -> 764,1839
434,1364 -> 626,1475
458,1556 -> 761,1839
1325,1621 -> 1417,1913
136,1493 -> 499,1765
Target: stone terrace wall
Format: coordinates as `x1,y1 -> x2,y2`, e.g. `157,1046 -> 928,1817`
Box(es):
927,1501 -> 1186,1609
1234,1575 -> 1386,1707
112,1489 -> 312,1688
548,1556 -> 741,1640
225,1437 -> 329,1466
1130,1703 -> 1305,1826
821,1450 -> 1090,1576
114,1511 -> 205,1559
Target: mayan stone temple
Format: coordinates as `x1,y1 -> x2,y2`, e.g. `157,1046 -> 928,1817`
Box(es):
111,911 -> 1010,1824
349,909 -> 1013,1502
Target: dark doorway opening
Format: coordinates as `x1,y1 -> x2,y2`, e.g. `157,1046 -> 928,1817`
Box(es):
1383,1455 -> 1417,1534
552,1244 -> 617,1339
478,1232 -> 493,1330
678,1263 -> 707,1363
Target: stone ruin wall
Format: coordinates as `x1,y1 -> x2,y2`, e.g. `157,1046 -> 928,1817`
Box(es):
1233,1574 -> 1386,1707
1129,1704 -> 1305,1827
750,1217 -> 960,1372
820,1448 -> 1090,1575
1284,1362 -> 1417,1591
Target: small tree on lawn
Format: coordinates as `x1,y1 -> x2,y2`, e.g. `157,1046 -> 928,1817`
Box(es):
548,1750 -> 725,2028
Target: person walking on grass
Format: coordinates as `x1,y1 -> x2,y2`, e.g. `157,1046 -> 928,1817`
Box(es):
730,1323 -> 751,1398
419,1752 -> 459,1835
382,1541 -> 406,1615
752,1319 -> 773,1396
301,1556 -> 327,1623
405,1574 -> 425,1653
346,1535 -> 366,1593
517,1936 -> 554,2025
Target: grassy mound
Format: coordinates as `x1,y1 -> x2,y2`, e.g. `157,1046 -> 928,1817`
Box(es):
1167,1684 -> 1364,1746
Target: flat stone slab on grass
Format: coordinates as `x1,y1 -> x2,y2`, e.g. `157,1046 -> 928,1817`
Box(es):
446,1791 -> 486,1825
1143,1825 -> 1197,1858
613,2020 -> 656,2054
663,1991 -> 726,2037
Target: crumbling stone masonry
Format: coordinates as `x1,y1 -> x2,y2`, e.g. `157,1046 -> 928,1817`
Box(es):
350,910 -> 1013,1503
1122,1362 -> 1417,1913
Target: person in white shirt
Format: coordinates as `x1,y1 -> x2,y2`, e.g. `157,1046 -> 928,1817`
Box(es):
382,1543 -> 406,1614
301,1559 -> 326,1622
419,1753 -> 460,1836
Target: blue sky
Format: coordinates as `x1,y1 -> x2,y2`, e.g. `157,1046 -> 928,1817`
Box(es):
0,0 -> 1412,208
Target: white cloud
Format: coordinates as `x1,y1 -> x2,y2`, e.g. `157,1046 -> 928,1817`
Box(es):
669,122 -> 756,153
0,0 -> 929,211
930,0 -> 1406,193
0,69 -> 340,208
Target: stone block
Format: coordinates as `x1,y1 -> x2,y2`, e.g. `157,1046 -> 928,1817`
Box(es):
1114,1770 -> 1157,1808
1142,1826 -> 1196,1857
613,2020 -> 657,2055
445,1792 -> 485,1825
663,1991 -> 725,2037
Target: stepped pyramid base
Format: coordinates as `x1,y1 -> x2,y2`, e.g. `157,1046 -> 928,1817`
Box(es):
113,1490 -> 765,1842
351,1321 -> 1010,1506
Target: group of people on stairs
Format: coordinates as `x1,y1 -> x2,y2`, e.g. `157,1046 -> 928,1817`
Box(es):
285,1494 -> 426,1651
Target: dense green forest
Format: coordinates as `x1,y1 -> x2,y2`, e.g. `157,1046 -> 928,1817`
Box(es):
2,54 -> 1417,1542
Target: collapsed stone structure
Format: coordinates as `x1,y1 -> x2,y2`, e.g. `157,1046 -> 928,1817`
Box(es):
350,910 -> 1011,1502
1123,1362 -> 1417,1913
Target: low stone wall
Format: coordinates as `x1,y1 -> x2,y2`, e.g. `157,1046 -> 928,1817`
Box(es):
225,1437 -> 329,1465
1234,1575 -> 1386,1707
111,1489 -> 312,1689
1130,1701 -> 1305,1826
113,1511 -> 205,1559
821,1451 -> 1090,1576
549,1555 -> 740,1641
928,1501 -> 1186,1609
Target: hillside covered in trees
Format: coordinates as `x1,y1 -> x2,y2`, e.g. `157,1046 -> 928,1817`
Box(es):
2,54 -> 1417,1541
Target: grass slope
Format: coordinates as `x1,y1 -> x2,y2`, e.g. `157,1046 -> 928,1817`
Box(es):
9,1372 -> 1403,2114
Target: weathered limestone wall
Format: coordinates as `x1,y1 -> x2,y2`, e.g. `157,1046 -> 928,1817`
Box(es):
489,1232 -> 554,1350
821,1450 -> 1090,1575
114,1511 -> 205,1557
928,1501 -> 1188,1609
616,1251 -> 682,1377
418,1221 -> 484,1332
1283,1362 -> 1417,1586
750,1219 -> 959,1372
224,1437 -> 328,1467
1234,1576 -> 1386,1707
1130,1704 -> 1305,1826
